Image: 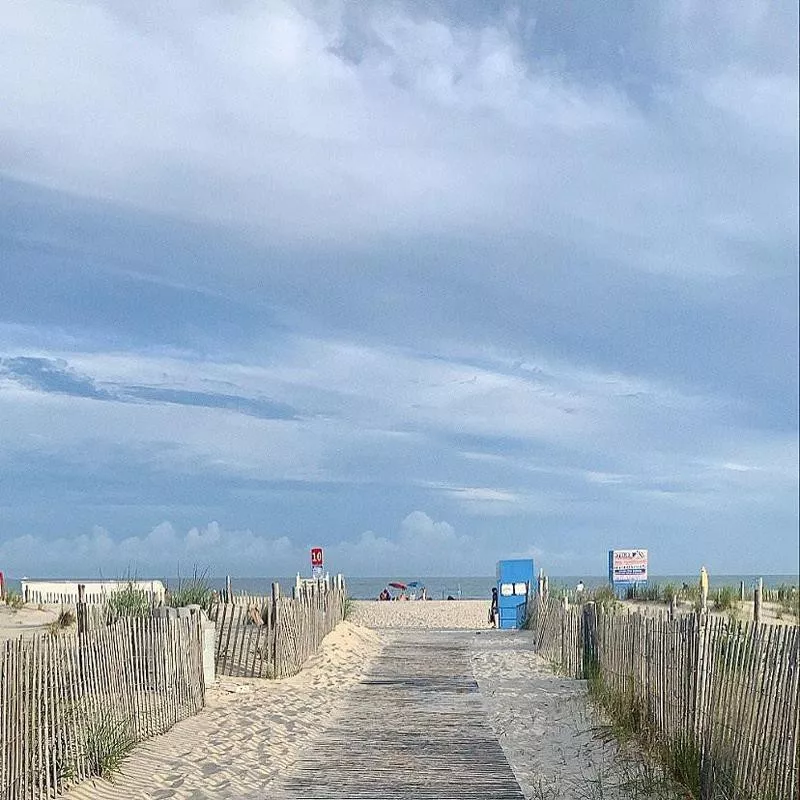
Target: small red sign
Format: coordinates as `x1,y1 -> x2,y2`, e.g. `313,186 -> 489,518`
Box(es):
311,547 -> 324,568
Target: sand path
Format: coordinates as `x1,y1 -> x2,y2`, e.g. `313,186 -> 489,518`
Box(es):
270,629 -> 524,799
62,622 -> 382,800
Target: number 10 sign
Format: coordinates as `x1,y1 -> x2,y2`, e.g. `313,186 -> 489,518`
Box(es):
311,547 -> 324,577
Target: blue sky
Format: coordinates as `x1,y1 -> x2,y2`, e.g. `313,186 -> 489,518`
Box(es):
0,1 -> 797,578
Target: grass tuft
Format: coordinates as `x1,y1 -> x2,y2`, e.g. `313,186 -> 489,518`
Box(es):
58,607 -> 76,627
714,586 -> 738,612
166,567 -> 212,610
80,711 -> 136,781
104,581 -> 151,620
4,589 -> 24,611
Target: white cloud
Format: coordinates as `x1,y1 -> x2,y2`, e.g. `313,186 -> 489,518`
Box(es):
2,0 -> 793,281
329,511 -> 473,574
1,512 -> 484,577
1,520 -> 302,578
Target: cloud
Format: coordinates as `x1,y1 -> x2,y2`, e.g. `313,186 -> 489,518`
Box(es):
0,356 -> 111,399
0,521 -> 302,578
329,510 -> 510,574
0,512 -> 481,578
1,0 -> 794,280
0,355 -> 300,419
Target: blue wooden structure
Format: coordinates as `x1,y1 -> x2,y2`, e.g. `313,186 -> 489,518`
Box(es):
496,558 -> 535,629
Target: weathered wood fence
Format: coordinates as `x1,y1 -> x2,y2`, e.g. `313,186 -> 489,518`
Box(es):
0,615 -> 204,800
527,595 -> 800,799
21,580 -> 166,607
210,576 -> 347,679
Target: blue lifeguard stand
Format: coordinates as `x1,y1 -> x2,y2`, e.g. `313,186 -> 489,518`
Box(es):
496,559 -> 535,629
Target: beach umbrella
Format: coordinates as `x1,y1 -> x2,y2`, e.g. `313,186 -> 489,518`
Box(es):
407,581 -> 420,588
388,582 -> 407,590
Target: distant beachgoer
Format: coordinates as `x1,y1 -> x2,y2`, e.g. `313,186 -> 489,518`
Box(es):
379,588 -> 390,601
419,586 -> 427,601
489,587 -> 499,628
576,580 -> 585,595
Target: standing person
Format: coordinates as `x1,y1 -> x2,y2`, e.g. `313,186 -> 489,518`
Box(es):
576,580 -> 585,595
489,587 -> 499,628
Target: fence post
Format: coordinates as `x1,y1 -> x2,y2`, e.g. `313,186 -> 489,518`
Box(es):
692,611 -> 713,799
225,575 -> 233,604
77,583 -> 87,637
739,580 -> 745,603
272,582 -> 281,676
582,601 -> 597,679
753,578 -> 762,624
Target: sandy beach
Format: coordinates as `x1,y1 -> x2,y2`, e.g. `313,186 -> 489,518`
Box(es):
348,598 -> 491,629
0,602 -> 63,642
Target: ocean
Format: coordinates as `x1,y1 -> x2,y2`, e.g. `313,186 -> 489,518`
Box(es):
5,574 -> 797,600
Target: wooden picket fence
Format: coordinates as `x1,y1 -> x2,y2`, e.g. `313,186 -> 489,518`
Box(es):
0,615 -> 204,800
210,579 -> 347,679
527,595 -> 800,799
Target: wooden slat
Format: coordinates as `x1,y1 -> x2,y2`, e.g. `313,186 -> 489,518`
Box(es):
271,631 -> 525,800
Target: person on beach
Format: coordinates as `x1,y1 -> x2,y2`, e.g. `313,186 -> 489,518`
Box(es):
378,588 -> 390,601
576,580 -> 585,595
489,587 -> 499,627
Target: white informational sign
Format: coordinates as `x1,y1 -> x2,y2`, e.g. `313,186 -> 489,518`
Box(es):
609,549 -> 648,584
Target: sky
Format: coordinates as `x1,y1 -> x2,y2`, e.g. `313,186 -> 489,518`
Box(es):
0,0 -> 797,579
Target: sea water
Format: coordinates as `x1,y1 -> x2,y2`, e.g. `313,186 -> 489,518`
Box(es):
5,574 -> 797,600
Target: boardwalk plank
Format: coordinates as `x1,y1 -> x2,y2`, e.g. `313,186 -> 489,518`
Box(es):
271,631 -> 525,800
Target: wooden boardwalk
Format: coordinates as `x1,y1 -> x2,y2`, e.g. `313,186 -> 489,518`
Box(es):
271,630 -> 525,800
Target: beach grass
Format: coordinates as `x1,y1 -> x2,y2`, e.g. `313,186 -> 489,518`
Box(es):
104,581 -> 152,618
4,589 -> 24,611
166,568 -> 213,610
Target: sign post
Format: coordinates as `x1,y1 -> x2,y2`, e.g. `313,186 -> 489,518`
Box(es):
311,547 -> 324,579
608,549 -> 648,594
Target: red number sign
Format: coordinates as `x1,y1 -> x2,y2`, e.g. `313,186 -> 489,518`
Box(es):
311,547 -> 324,568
